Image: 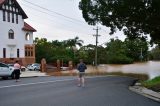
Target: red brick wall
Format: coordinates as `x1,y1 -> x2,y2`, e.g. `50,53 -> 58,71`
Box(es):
0,57 -> 35,66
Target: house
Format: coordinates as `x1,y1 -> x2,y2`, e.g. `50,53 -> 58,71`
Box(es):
0,0 -> 36,66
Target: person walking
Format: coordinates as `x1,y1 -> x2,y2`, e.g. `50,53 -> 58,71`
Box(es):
77,59 -> 87,87
14,60 -> 21,82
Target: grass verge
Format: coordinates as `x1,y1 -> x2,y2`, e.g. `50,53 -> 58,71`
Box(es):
142,76 -> 160,92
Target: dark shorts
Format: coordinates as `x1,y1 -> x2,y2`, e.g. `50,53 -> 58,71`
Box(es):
79,72 -> 85,78
14,69 -> 20,79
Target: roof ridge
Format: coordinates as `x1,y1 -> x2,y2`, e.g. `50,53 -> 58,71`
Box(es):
22,22 -> 36,32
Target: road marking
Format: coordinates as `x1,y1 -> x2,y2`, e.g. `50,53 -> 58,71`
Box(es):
0,79 -> 74,89
0,76 -> 107,89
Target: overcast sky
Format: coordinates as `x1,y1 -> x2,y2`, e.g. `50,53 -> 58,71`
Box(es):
17,0 -> 126,46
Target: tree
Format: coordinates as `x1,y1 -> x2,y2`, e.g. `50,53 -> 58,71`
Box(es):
149,46 -> 160,60
106,39 -> 133,64
34,38 -> 53,63
34,37 -> 84,64
124,37 -> 149,61
64,36 -> 84,48
79,44 -> 95,64
64,36 -> 84,61
79,0 -> 160,44
97,46 -> 108,64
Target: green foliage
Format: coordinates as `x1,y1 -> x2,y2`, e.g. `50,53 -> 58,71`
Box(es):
106,39 -> 133,64
108,54 -> 133,64
149,46 -> 160,60
34,36 -> 149,64
124,37 -> 149,61
34,37 -> 83,63
78,45 -> 95,64
142,76 -> 160,91
97,46 -> 108,64
79,0 -> 160,44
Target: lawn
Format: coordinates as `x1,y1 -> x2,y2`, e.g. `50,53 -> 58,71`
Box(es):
142,76 -> 160,92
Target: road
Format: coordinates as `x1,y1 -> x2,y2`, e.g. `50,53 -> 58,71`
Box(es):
0,76 -> 159,106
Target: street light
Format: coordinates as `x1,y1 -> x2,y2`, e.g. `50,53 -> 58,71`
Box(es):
140,48 -> 143,62
140,35 -> 143,62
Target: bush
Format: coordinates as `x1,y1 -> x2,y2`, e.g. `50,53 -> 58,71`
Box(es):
108,55 -> 133,64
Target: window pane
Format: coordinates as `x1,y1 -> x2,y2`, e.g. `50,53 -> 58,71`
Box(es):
16,14 -> 18,24
7,11 -> 10,22
3,10 -> 6,21
3,48 -> 6,58
12,13 -> 14,23
25,33 -> 30,40
17,49 -> 19,58
8,29 -> 14,39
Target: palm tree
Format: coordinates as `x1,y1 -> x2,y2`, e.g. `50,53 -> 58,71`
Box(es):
65,36 -> 84,48
64,36 -> 84,60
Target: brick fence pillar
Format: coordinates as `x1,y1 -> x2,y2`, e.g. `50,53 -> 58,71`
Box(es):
57,59 -> 60,71
41,58 -> 46,72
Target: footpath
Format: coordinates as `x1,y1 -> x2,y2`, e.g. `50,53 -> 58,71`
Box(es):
20,70 -> 47,78
129,83 -> 160,102
20,69 -> 160,103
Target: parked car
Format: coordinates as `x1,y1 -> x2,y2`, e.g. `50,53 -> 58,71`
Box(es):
20,66 -> 26,71
27,63 -> 40,71
0,62 -> 15,79
8,64 -> 26,71
60,67 -> 69,71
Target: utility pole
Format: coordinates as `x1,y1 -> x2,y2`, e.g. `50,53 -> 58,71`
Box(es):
93,26 -> 101,67
140,35 -> 143,62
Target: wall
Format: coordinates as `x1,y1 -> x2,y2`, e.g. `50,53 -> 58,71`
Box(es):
0,10 -> 33,59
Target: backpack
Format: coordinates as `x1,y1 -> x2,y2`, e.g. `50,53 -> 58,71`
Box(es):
77,63 -> 87,72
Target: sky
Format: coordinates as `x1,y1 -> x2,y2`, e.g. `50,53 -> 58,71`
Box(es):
17,0 -> 126,46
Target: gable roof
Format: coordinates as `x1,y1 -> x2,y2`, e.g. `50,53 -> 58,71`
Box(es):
22,22 -> 36,32
0,0 -> 28,19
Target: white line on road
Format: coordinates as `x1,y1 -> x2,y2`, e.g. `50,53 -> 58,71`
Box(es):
0,79 -> 74,89
0,76 -> 107,89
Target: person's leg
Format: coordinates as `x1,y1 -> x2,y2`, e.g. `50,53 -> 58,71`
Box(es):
78,78 -> 81,86
15,70 -> 18,82
81,74 -> 85,87
17,70 -> 20,81
78,73 -> 82,86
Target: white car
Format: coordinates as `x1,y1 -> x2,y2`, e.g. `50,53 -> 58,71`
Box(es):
8,64 -> 26,71
60,67 -> 69,71
27,63 -> 40,71
0,62 -> 15,79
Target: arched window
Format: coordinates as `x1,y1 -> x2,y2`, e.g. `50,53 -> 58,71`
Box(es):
25,33 -> 30,41
8,29 -> 14,39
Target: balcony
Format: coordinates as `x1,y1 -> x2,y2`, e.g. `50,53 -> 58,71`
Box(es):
6,39 -> 17,46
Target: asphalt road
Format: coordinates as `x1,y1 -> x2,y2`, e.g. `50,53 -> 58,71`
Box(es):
0,76 -> 159,106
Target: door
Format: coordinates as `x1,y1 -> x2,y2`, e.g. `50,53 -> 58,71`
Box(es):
0,63 -> 10,76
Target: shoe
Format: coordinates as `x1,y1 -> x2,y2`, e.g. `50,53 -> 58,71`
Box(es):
16,80 -> 20,82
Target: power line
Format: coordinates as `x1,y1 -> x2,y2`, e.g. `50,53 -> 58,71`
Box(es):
20,3 -> 93,35
20,0 -> 109,45
21,3 -> 80,24
21,3 -> 80,28
21,0 -> 111,34
22,0 -> 84,23
21,0 -> 109,35
20,1 -> 94,29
